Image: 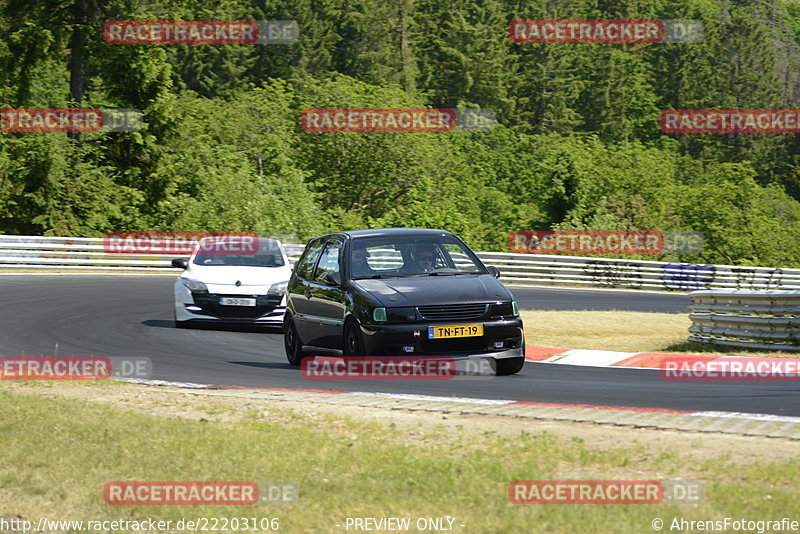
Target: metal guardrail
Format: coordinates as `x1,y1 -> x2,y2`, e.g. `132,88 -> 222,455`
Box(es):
689,290 -> 800,351
478,252 -> 800,290
2,235 -> 800,292
0,236 -> 306,273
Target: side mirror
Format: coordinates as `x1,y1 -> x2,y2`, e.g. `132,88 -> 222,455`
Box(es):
487,265 -> 501,279
323,271 -> 342,286
171,258 -> 188,269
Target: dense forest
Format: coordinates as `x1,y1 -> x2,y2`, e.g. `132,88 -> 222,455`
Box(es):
2,0 -> 800,266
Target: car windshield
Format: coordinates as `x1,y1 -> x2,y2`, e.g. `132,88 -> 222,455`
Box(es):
350,235 -> 486,279
192,239 -> 285,268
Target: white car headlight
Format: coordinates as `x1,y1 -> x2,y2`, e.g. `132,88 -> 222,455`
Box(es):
180,278 -> 208,293
268,281 -> 288,296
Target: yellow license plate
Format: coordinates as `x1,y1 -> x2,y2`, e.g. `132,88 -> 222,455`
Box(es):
427,324 -> 484,339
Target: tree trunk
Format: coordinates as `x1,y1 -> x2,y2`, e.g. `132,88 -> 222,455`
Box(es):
68,0 -> 88,140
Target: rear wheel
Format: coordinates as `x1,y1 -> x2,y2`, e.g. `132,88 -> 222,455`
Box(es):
343,320 -> 366,356
495,356 -> 524,376
284,318 -> 305,365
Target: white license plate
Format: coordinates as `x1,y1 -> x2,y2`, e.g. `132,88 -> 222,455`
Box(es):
219,297 -> 256,306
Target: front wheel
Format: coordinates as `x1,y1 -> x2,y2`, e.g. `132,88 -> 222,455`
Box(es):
343,320 -> 366,356
284,318 -> 305,366
495,356 -> 524,376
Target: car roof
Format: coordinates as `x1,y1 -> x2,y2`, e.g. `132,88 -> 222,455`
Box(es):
197,236 -> 283,247
319,228 -> 454,240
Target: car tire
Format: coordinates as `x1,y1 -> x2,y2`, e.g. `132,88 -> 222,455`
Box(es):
495,356 -> 524,376
343,319 -> 366,356
284,317 -> 305,366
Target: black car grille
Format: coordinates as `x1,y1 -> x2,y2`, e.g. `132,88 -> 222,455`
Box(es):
417,303 -> 487,321
192,294 -> 282,319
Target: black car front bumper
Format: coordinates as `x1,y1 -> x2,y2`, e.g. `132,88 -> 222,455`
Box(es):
358,318 -> 525,358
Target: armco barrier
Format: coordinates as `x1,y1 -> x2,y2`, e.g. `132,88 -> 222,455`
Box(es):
689,290 -> 800,351
477,252 -> 800,290
1,235 -> 800,292
0,236 -> 305,273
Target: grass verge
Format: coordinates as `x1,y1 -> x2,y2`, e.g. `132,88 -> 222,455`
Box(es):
0,382 -> 798,533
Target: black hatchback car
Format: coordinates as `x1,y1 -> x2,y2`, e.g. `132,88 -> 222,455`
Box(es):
283,228 -> 525,375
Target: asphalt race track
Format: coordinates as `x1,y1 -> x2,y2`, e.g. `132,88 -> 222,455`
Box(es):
2,275 -> 797,417
509,285 -> 689,313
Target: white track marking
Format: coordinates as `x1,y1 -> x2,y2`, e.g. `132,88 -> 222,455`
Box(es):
692,411 -> 800,424
354,392 -> 514,405
544,349 -> 639,367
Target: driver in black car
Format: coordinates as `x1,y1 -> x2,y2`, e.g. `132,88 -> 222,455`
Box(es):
412,244 -> 437,273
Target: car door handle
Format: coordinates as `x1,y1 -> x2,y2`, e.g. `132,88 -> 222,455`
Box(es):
305,291 -> 313,299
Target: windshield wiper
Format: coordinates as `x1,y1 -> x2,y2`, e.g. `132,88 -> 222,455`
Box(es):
426,271 -> 477,276
354,274 -> 404,279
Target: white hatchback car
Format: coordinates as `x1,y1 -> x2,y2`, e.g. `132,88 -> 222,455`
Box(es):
172,236 -> 291,328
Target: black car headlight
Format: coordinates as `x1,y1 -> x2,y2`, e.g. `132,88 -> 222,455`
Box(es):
386,307 -> 416,323
372,307 -> 416,323
489,301 -> 518,318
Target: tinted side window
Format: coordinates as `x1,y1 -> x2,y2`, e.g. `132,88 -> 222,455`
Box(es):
313,241 -> 342,282
295,239 -> 326,280
442,242 -> 473,269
